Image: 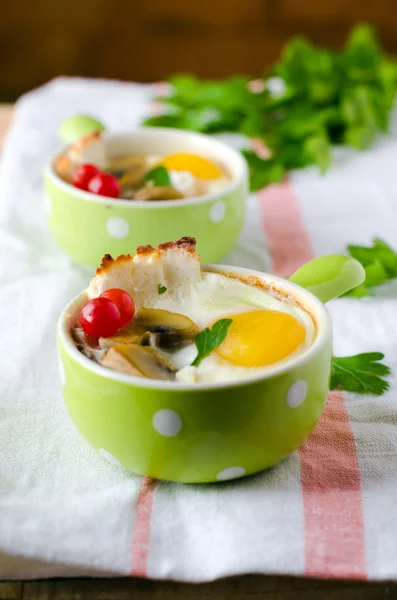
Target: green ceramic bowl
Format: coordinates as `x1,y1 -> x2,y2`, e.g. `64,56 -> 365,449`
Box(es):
44,129 -> 248,267
57,264 -> 334,483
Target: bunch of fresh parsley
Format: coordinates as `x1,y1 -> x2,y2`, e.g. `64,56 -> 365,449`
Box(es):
344,237 -> 397,297
143,24 -> 397,191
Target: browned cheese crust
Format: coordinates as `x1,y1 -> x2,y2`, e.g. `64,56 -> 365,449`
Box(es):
135,244 -> 156,256
96,237 -> 197,276
96,253 -> 133,275
72,130 -> 102,151
157,236 -> 196,253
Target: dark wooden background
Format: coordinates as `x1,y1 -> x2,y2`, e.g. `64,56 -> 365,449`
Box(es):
2,576 -> 397,600
2,0 -> 397,101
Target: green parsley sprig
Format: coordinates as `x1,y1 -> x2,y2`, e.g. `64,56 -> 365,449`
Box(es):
331,353 -> 391,396
344,237 -> 397,297
143,24 -> 397,191
144,165 -> 171,187
192,318 -> 232,367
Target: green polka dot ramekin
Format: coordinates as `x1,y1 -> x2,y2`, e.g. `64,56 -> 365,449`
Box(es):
57,265 -> 333,484
44,128 -> 248,267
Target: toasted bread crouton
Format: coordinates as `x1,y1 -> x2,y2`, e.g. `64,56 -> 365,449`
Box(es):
54,131 -> 107,181
54,154 -> 74,182
67,131 -> 106,169
87,237 -> 201,309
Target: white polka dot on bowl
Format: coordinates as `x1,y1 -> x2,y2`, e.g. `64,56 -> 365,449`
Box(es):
287,380 -> 308,408
98,448 -> 123,467
152,409 -> 182,437
58,357 -> 66,387
217,466 -> 246,481
209,200 -> 226,223
106,216 -> 130,239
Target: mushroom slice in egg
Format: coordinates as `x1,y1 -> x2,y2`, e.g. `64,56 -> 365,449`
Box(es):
134,186 -> 184,201
136,309 -> 199,346
98,322 -> 147,349
108,154 -> 147,175
99,309 -> 199,351
72,327 -> 106,363
101,344 -> 177,380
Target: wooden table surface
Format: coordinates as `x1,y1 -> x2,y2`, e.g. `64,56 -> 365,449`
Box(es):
0,103 -> 396,599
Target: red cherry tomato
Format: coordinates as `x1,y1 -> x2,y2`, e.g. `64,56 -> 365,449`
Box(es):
100,288 -> 135,328
87,173 -> 120,198
72,163 -> 101,191
80,298 -> 121,338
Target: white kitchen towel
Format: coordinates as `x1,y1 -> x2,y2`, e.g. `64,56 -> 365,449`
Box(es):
1,77 -> 397,581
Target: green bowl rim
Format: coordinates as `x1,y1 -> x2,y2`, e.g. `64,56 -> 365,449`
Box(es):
46,127 -> 249,209
58,264 -> 332,392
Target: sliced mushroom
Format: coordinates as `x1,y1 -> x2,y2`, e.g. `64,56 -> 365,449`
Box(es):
134,186 -> 184,201
100,344 -> 177,380
100,346 -> 143,377
118,165 -> 147,190
136,309 -> 197,332
141,331 -> 164,348
98,321 -> 147,349
72,327 -> 106,362
135,308 -> 199,349
71,327 -> 86,346
99,310 -> 198,351
72,327 -> 100,348
141,330 -> 190,350
107,155 -> 147,173
120,190 -> 136,200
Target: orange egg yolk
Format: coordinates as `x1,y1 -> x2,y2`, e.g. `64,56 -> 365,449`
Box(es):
157,153 -> 223,179
215,310 -> 306,368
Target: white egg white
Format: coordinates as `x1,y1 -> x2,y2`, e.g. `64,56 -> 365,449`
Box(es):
170,169 -> 232,197
154,272 -> 315,383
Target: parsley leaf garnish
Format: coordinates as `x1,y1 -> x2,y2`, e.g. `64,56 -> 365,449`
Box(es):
344,237 -> 397,297
145,165 -> 171,187
192,319 -> 233,367
143,25 -> 397,191
331,353 -> 391,396
158,284 -> 167,295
